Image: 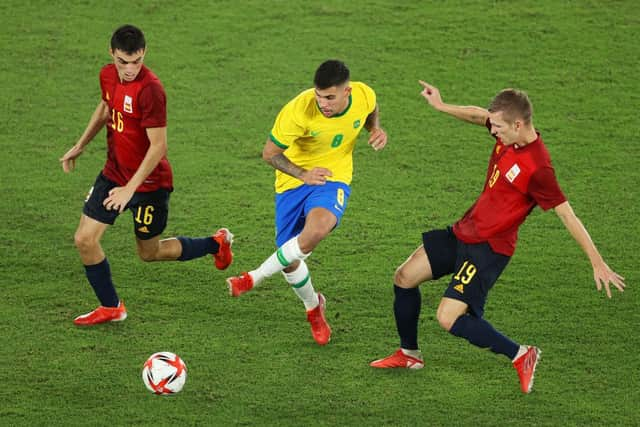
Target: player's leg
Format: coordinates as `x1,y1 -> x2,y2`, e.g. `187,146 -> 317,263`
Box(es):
441,288 -> 535,358
371,228 -> 456,369
294,206 -> 337,254
245,204 -> 335,286
283,206 -> 336,305
280,184 -> 348,344
226,184 -> 344,345
282,183 -> 346,306
226,184 -> 337,296
74,213 -> 109,265
74,214 -> 117,306
131,189 -> 233,268
393,245 -> 433,350
73,174 -> 126,325
437,242 -> 518,358
370,246 -> 432,368
439,296 -> 539,393
437,242 -> 540,392
135,235 -> 178,261
282,207 -> 337,345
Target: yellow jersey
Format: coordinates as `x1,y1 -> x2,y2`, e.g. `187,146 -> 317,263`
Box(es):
269,81 -> 377,193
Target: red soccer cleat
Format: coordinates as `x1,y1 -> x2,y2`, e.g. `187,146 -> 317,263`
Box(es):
306,293 -> 331,346
226,272 -> 254,297
513,346 -> 541,393
73,301 -> 127,326
370,349 -> 424,369
212,228 -> 234,270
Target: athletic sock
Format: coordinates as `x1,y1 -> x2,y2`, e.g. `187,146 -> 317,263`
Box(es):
393,284 -> 421,351
282,260 -> 319,310
449,314 -> 520,359
177,236 -> 218,261
249,236 -> 310,285
84,258 -> 119,307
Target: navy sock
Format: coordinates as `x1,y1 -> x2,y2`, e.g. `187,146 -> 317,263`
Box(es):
393,284 -> 421,350
449,314 -> 519,359
177,236 -> 218,261
84,258 -> 119,307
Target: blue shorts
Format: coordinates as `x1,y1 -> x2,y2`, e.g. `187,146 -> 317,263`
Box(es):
422,227 -> 510,317
274,182 -> 351,246
82,173 -> 171,240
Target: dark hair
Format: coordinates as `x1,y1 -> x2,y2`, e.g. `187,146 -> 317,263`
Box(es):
314,60 -> 350,89
110,25 -> 146,54
488,89 -> 533,124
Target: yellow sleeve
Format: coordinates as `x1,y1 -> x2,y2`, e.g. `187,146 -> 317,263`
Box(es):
356,82 -> 377,114
269,97 -> 307,149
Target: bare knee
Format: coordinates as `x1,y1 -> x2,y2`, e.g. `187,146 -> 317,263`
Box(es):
394,266 -> 417,289
436,309 -> 458,332
74,231 -> 98,254
297,230 -> 326,253
136,247 -> 158,262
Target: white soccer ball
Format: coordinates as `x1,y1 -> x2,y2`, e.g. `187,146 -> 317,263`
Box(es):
142,352 -> 187,395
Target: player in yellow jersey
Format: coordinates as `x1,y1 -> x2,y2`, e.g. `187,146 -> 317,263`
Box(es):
226,60 -> 387,345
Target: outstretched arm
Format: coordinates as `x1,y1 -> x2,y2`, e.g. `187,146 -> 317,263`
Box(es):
419,80 -> 489,126
60,100 -> 110,172
554,201 -> 626,298
262,137 -> 332,185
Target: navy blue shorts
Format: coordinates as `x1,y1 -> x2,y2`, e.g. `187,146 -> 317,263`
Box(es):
274,181 -> 351,247
82,173 -> 171,240
422,227 -> 510,317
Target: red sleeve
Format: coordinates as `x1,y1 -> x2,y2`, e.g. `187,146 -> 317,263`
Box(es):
99,65 -> 115,103
139,81 -> 167,128
100,72 -> 107,102
528,167 -> 567,210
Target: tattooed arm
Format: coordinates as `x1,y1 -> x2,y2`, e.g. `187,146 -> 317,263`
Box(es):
262,137 -> 332,186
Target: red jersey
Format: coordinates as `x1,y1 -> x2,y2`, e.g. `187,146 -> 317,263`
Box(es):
453,121 -> 566,256
100,64 -> 173,192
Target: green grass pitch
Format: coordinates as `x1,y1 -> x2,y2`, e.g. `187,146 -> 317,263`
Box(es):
1,1 -> 638,425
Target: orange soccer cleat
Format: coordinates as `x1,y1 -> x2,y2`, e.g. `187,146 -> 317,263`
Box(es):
226,272 -> 254,297
73,301 -> 127,326
306,293 -> 331,346
212,228 -> 234,270
513,346 -> 541,393
370,349 -> 424,369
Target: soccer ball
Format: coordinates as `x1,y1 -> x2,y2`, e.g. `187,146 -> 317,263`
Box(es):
142,352 -> 187,395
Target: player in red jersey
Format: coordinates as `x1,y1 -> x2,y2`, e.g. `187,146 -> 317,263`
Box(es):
60,25 -> 233,326
370,81 -> 626,393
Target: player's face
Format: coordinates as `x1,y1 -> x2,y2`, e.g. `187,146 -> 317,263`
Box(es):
489,111 -> 520,145
110,48 -> 145,82
314,84 -> 352,117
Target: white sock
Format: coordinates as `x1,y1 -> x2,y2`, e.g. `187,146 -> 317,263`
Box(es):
401,348 -> 423,359
282,260 -> 319,310
249,236 -> 310,285
513,345 -> 528,362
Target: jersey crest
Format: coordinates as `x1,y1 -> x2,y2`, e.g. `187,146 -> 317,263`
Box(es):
123,95 -> 133,113
505,163 -> 521,183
